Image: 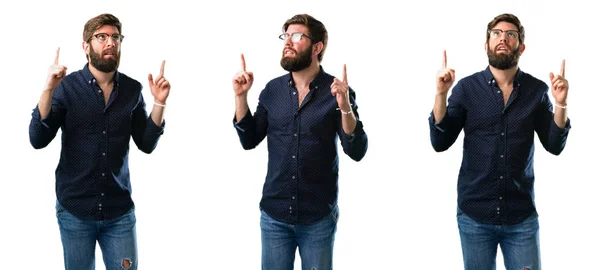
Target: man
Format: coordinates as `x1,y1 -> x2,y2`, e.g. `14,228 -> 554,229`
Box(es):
429,13 -> 570,270
232,14 -> 368,270
29,13 -> 170,270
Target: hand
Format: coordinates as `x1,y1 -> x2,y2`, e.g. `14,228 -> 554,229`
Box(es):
45,47 -> 67,92
233,54 -> 254,97
331,64 -> 351,110
436,50 -> 455,96
549,59 -> 568,106
148,60 -> 171,104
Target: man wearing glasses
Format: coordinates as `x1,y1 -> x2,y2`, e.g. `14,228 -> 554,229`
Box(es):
429,13 -> 570,270
232,14 -> 368,270
29,13 -> 170,270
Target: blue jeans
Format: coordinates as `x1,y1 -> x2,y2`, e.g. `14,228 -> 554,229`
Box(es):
260,206 -> 339,270
56,202 -> 138,270
457,208 -> 540,270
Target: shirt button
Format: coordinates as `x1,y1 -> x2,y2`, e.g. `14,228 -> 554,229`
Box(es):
293,133 -> 297,136
501,132 -> 505,136
102,152 -> 106,156
500,155 -> 504,158
292,196 -> 295,200
500,176 -> 504,179
499,196 -> 502,200
293,92 -> 296,95
102,130 -> 106,134
98,90 -> 102,93
497,90 -> 501,94
496,211 -> 500,214
289,206 -> 292,210
292,155 -> 296,159
497,207 -> 500,210
101,193 -> 105,196
102,173 -> 105,176
292,176 -> 295,179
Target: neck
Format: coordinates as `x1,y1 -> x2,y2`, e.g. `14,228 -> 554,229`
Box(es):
88,63 -> 115,86
291,60 -> 320,89
489,64 -> 518,87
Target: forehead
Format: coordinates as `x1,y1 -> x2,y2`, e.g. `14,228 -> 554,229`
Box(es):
94,25 -> 119,34
286,24 -> 308,34
491,21 -> 518,31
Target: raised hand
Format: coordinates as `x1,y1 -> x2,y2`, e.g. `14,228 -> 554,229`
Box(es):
436,50 -> 455,95
233,54 -> 254,96
549,59 -> 568,106
148,60 -> 171,104
331,64 -> 351,110
45,47 -> 67,92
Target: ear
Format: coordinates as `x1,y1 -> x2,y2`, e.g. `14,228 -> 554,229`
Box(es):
312,41 -> 323,57
484,42 -> 488,52
82,41 -> 89,56
518,43 -> 526,55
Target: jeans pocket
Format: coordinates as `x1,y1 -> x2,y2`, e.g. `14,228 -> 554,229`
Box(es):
330,206 -> 340,223
55,201 -> 65,217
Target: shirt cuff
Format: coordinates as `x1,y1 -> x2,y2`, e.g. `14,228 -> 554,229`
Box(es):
233,110 -> 252,132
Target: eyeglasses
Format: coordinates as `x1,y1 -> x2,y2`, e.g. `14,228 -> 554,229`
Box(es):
91,33 -> 125,44
488,29 -> 520,40
279,32 -> 312,43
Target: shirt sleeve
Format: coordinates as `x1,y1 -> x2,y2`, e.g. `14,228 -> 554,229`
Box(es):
429,81 -> 466,152
233,99 -> 268,150
29,83 -> 65,149
337,88 -> 368,161
534,90 -> 571,155
131,91 -> 164,154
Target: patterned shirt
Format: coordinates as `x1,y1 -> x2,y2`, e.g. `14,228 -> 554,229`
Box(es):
29,64 -> 164,220
429,66 -> 571,225
234,66 -> 368,225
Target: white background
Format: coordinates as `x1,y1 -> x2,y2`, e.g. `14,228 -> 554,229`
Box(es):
1,0 -> 598,269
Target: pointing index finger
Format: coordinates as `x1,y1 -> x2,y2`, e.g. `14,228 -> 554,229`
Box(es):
342,64 -> 347,84
560,59 -> 565,77
443,50 -> 447,69
55,47 -> 60,65
241,54 -> 246,72
159,60 -> 165,77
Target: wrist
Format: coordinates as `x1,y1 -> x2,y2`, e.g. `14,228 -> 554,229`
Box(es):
154,100 -> 166,107
555,102 -> 567,109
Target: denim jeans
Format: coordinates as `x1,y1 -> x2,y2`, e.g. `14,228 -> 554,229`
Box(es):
457,208 -> 540,270
260,206 -> 339,270
56,202 -> 138,270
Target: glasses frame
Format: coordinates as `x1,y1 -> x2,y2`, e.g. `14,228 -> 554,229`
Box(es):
90,33 -> 125,44
279,32 -> 313,43
488,29 -> 520,41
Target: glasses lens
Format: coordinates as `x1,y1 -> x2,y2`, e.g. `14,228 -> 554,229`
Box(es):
291,33 -> 303,42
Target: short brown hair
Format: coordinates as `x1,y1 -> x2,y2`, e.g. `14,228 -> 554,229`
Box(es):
486,13 -> 525,44
283,14 -> 328,62
83,13 -> 122,42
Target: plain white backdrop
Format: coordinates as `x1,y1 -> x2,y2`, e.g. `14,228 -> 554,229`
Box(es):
1,0 -> 597,269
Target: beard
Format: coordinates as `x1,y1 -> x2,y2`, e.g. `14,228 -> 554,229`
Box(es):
487,43 -> 520,70
89,47 -> 120,73
280,45 -> 313,72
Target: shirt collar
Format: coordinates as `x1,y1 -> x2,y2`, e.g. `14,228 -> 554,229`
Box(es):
483,65 -> 523,87
82,63 -> 121,87
286,65 -> 328,89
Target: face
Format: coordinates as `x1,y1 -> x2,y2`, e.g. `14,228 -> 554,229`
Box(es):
486,21 -> 524,70
280,24 -> 314,72
84,25 -> 122,73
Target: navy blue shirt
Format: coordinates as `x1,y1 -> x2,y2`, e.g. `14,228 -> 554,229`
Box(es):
29,64 -> 164,221
429,67 -> 571,225
234,67 -> 368,225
